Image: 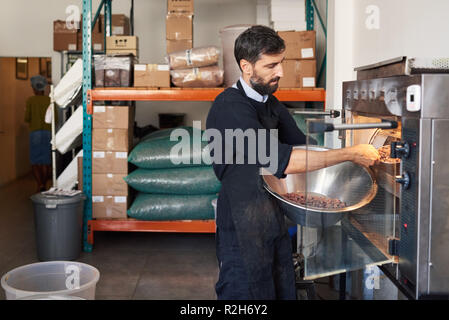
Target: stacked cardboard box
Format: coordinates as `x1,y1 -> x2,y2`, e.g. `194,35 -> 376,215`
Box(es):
54,14 -> 130,52
278,30 -> 316,88
166,0 -> 193,54
106,35 -> 139,57
134,64 -> 170,87
269,0 -> 307,31
91,105 -> 135,219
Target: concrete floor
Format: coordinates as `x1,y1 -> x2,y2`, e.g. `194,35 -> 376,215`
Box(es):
0,175 -> 343,300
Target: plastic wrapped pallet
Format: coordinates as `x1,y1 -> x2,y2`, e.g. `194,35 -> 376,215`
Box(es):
94,54 -> 134,87
167,46 -> 220,70
128,132 -> 211,169
124,167 -> 221,195
170,65 -> 224,88
127,193 -> 217,221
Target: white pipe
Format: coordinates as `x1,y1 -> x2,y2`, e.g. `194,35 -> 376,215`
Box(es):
50,85 -> 57,188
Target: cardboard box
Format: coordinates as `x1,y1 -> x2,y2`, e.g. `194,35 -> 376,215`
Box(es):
86,14 -> 130,35
92,128 -> 133,151
166,39 -> 193,54
53,20 -> 78,51
168,0 -> 194,13
166,13 -> 193,40
134,64 -> 171,87
92,151 -> 129,174
92,173 -> 129,196
92,195 -> 129,219
111,14 -> 130,36
106,36 -> 138,50
278,30 -> 316,60
106,36 -> 138,56
106,49 -> 139,57
92,105 -> 135,129
77,31 -> 104,52
279,59 -> 316,88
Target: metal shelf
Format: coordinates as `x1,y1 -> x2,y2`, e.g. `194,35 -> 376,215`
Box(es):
81,0 -> 327,252
88,219 -> 216,246
86,87 -> 326,113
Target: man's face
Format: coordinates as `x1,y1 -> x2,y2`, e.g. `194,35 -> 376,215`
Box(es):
249,52 -> 285,95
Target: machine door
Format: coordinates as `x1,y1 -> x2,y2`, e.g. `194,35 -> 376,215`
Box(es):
428,119 -> 449,294
297,118 -> 399,280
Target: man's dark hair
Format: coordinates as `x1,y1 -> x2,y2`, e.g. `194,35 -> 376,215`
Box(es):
234,25 -> 285,71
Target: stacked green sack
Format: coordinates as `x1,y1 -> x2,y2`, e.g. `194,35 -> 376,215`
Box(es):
125,126 -> 220,221
292,114 -> 324,146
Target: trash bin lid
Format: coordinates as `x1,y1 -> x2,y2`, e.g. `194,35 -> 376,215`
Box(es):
30,193 -> 86,206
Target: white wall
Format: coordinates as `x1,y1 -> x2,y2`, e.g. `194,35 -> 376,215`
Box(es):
353,0 -> 449,68
0,0 -> 257,129
326,0 -> 449,147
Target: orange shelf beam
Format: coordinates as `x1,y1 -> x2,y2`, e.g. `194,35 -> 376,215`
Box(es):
87,87 -> 326,114
87,219 -> 216,245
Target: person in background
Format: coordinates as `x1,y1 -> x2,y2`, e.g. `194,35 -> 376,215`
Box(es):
25,75 -> 52,192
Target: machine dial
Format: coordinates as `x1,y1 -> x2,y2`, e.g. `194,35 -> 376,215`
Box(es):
396,172 -> 411,190
391,141 -> 411,159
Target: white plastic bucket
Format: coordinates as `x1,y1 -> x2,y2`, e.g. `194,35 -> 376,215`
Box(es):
1,261 -> 100,300
18,294 -> 86,300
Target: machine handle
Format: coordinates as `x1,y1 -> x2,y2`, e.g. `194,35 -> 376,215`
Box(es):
396,172 -> 411,190
293,109 -> 341,118
308,120 -> 398,134
391,141 -> 410,159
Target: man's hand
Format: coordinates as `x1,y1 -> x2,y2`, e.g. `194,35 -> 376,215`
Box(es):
347,144 -> 380,167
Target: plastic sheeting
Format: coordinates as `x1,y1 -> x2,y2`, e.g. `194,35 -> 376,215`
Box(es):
167,46 -> 220,70
55,106 -> 83,154
54,59 -> 83,108
57,149 -> 83,190
124,167 -> 221,195
127,193 -> 217,221
170,66 -> 224,88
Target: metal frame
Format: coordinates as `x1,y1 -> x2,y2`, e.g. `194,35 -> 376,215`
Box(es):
306,0 -> 328,88
82,0 -> 93,252
81,1 -> 327,252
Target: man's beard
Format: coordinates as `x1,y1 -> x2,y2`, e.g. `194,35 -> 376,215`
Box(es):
250,73 -> 280,96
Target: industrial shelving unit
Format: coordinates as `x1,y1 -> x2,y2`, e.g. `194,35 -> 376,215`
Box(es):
81,0 -> 327,252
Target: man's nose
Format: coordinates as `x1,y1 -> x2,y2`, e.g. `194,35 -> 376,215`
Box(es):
275,63 -> 284,78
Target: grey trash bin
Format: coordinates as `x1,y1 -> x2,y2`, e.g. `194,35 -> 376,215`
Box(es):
30,193 -> 86,261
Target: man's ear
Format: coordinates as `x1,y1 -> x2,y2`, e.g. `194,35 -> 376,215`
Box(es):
240,59 -> 253,76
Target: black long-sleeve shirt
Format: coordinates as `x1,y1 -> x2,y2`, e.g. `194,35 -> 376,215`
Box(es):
206,87 -> 307,180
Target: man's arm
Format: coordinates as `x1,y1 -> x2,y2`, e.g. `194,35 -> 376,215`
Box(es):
284,144 -> 380,174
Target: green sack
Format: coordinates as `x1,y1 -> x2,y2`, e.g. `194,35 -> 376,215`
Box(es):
128,193 -> 217,221
292,114 -> 324,146
124,167 -> 221,195
141,126 -> 195,142
129,130 -> 211,169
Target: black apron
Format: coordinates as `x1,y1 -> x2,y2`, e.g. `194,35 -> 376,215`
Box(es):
215,80 -> 296,300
